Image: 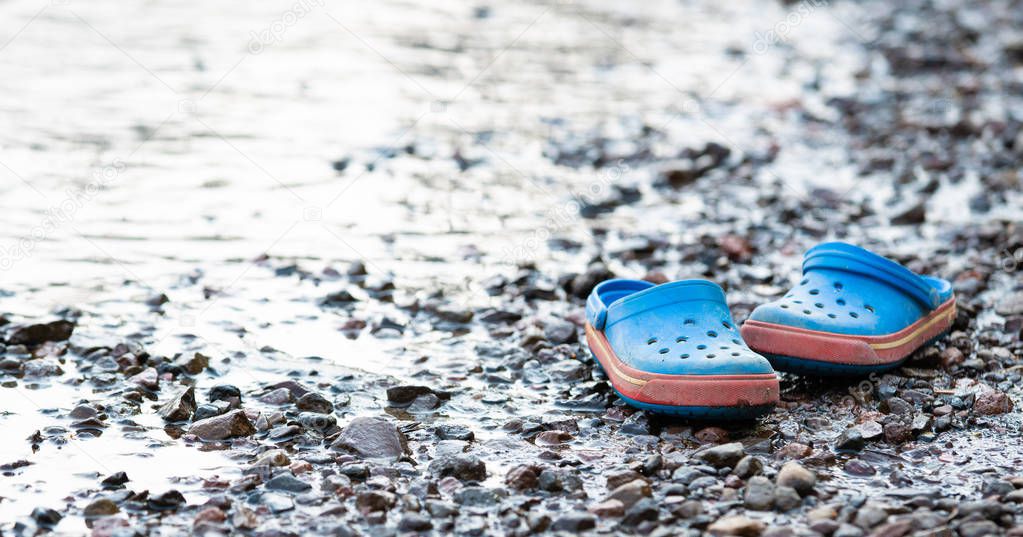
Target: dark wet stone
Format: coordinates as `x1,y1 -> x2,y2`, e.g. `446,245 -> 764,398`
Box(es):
330,417 -> 408,459
504,464 -> 539,491
398,513 -> 433,532
884,397 -> 914,415
355,491 -> 396,513
435,423 -> 474,441
158,386 -> 195,422
619,412 -> 651,435
101,472 -> 129,490
193,401 -> 230,422
568,263 -> 614,299
974,390 -> 1013,414
295,392 -> 333,414
188,409 -> 256,440
891,202 -> 926,225
606,469 -> 645,490
69,404 -> 98,420
265,474 -> 312,493
338,463 -> 369,481
883,422 -> 914,444
454,486 -> 502,506
543,318 -> 576,345
177,352 -> 209,375
621,497 -> 658,526
6,320 -> 74,345
83,498 -> 119,517
208,385 -> 241,408
429,454 -> 486,482
550,513 -> 596,532
835,428 -> 865,451
30,507 -> 62,527
148,490 -> 186,511
385,385 -> 450,406
844,459 -> 877,476
538,468 -> 583,493
697,442 -> 745,468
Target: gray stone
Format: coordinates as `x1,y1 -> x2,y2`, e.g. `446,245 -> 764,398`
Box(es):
330,417 -> 408,459
188,409 -> 256,440
697,442 -> 746,468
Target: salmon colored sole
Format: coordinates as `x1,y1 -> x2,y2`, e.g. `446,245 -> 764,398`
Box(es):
585,323 -> 780,410
741,297 -> 956,368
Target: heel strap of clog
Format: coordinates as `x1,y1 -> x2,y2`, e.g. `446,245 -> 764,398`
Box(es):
803,242 -> 942,309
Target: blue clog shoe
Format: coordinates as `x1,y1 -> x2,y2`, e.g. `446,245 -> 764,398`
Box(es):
741,242 -> 956,375
585,279 -> 779,419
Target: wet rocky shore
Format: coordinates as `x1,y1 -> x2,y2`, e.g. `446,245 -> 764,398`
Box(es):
2,0 -> 1022,535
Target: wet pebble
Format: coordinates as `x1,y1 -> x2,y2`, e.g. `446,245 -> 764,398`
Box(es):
698,442 -> 746,468
776,462 -> 816,495
330,417 -> 408,459
188,409 -> 256,441
295,392 -> 333,414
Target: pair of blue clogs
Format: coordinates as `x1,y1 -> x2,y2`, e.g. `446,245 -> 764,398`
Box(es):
584,242 -> 956,419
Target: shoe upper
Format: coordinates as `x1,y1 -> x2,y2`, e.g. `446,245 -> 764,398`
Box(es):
746,242 -> 954,336
586,279 -> 775,376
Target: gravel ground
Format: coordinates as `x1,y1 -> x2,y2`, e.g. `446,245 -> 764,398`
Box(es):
1,0 -> 1022,535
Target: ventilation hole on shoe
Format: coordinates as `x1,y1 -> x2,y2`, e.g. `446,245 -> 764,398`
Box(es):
815,303 -> 824,308
659,348 -> 669,354
780,304 -> 789,309
722,321 -> 732,330
732,338 -> 741,344
680,354 -> 689,359
684,319 -> 695,325
647,338 -> 657,345
721,346 -> 729,350
732,352 -> 740,356
865,305 -> 875,313
850,312 -> 859,318
706,353 -> 716,359
836,298 -> 846,306
696,344 -> 707,350
827,313 -> 836,318
793,300 -> 803,304
834,282 -> 843,290
809,289 -> 819,295
803,310 -> 812,315
800,279 -> 809,285
707,331 -> 718,338
676,336 -> 688,343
